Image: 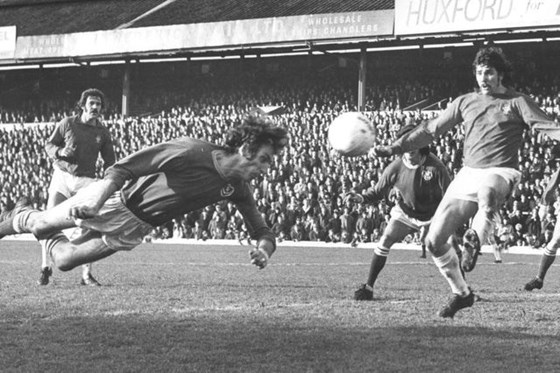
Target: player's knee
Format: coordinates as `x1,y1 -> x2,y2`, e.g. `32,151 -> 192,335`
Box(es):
425,238 -> 437,254
52,254 -> 78,272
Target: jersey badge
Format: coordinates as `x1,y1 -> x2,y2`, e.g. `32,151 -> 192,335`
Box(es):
500,102 -> 513,116
422,169 -> 433,181
96,135 -> 102,144
220,184 -> 235,197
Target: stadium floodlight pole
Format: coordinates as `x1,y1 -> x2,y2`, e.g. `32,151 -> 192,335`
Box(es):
358,47 -> 367,112
304,42 -> 367,111
122,60 -> 131,117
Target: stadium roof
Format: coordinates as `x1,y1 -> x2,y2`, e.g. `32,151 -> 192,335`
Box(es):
0,0 -> 394,36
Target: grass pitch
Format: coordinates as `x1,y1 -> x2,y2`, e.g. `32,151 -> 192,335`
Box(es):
1,240 -> 559,372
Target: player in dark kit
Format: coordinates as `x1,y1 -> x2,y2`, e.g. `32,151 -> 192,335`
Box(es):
0,114 -> 288,272
39,88 -> 116,286
373,46 -> 560,317
524,168 -> 560,291
344,125 -> 451,301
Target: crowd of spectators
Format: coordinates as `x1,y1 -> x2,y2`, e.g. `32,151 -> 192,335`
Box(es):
2,56 -> 560,250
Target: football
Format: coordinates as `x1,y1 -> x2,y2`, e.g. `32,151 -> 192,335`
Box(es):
328,112 -> 376,157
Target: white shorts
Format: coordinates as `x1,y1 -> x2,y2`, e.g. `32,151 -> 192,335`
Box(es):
445,166 -> 521,202
74,192 -> 154,251
48,167 -> 95,199
390,204 -> 431,230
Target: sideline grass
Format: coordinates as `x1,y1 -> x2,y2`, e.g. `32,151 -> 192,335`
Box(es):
1,240 -> 559,372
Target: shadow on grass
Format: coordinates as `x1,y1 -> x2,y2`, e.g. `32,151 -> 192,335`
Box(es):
1,313 -> 558,373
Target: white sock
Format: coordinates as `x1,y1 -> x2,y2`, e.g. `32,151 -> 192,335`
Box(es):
432,249 -> 470,296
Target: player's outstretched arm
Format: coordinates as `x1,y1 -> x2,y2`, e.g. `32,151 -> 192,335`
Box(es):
371,144 -> 402,158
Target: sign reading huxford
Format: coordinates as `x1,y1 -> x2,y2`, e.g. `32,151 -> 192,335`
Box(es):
15,10 -> 393,60
0,26 -> 16,60
395,0 -> 560,35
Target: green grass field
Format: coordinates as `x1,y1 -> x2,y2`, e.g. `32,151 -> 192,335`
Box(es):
1,240 -> 559,372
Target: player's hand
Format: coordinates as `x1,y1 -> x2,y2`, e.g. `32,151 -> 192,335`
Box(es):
370,145 -> 396,158
58,145 -> 76,160
68,204 -> 99,220
249,247 -> 270,269
342,191 -> 364,204
67,180 -> 115,220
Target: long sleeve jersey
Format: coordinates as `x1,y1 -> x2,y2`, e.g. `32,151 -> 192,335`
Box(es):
45,115 -> 115,177
394,89 -> 560,169
103,137 -> 275,243
361,153 -> 451,221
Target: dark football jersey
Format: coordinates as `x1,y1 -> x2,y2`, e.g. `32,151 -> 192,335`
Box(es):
104,137 -> 273,241
361,153 -> 451,221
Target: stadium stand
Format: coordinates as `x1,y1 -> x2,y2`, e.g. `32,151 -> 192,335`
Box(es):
2,0 -> 560,251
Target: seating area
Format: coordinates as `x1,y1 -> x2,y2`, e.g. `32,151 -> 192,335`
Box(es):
1,49 -> 559,249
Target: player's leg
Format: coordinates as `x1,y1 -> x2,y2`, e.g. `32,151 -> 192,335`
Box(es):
354,218 -> 415,301
525,217 -> 560,291
0,197 -> 77,239
38,191 -> 67,285
425,195 -> 478,317
80,263 -> 100,286
42,229 -> 116,271
488,234 -> 502,263
419,225 -> 428,258
464,173 -> 512,272
67,226 -> 101,286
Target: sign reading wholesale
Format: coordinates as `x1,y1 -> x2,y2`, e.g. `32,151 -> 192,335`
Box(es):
395,0 -> 560,35
13,10 -> 393,60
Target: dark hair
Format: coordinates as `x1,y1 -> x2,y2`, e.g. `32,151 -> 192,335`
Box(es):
472,46 -> 512,82
77,88 -> 105,109
397,124 -> 430,156
224,113 -> 289,157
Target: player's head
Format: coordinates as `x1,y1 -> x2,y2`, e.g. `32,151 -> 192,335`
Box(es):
78,88 -> 105,122
225,114 -> 288,156
78,88 -> 105,109
472,46 -> 511,92
224,113 -> 289,180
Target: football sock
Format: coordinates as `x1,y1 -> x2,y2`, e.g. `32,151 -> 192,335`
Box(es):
537,249 -> 556,281
493,245 -> 502,261
0,210 -> 35,237
39,232 -> 69,266
367,250 -> 388,287
432,248 -> 470,296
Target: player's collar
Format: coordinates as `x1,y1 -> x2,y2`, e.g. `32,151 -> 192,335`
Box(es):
402,154 -> 426,169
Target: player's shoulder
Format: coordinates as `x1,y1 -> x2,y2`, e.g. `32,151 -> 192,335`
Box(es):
170,136 -> 219,148
504,89 -> 536,103
56,115 -> 77,127
425,153 -> 448,169
166,137 -> 223,156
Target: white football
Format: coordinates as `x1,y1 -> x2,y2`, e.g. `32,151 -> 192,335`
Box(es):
328,112 -> 376,157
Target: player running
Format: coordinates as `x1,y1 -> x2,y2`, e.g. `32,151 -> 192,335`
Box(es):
344,125 -> 451,301
0,114 -> 287,273
39,88 -> 115,286
524,168 -> 560,291
373,46 -> 560,317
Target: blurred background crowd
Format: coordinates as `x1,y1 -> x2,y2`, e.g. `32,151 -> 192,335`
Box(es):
1,49 -> 560,250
